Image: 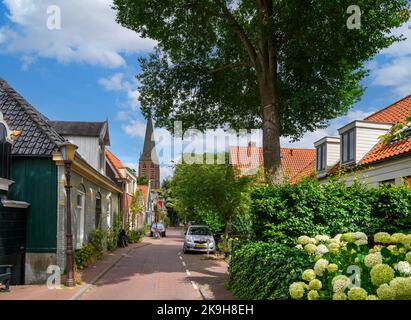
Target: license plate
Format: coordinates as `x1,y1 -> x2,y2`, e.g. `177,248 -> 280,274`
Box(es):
195,244 -> 206,248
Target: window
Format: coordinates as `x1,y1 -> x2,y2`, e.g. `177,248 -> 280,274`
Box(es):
0,122 -> 12,180
341,129 -> 355,164
75,185 -> 86,249
107,197 -> 112,227
95,192 -> 102,229
316,144 -> 326,172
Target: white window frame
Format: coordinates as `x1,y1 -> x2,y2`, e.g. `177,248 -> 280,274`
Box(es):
76,190 -> 85,249
107,196 -> 112,228
341,129 -> 356,164
316,143 -> 326,172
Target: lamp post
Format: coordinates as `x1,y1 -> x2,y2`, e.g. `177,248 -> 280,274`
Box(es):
59,142 -> 78,287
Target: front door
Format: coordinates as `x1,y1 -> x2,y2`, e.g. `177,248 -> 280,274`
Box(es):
0,205 -> 27,284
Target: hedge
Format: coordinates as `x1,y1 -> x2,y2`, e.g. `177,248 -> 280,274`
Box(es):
251,178 -> 411,244
228,242 -> 314,299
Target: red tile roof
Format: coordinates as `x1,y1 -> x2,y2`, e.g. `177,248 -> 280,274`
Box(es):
229,146 -> 316,182
359,136 -> 411,165
360,95 -> 411,165
365,95 -> 411,124
291,160 -> 316,183
105,149 -> 125,179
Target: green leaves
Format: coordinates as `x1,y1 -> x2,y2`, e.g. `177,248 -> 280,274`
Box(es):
251,178 -> 411,243
170,153 -> 251,233
115,0 -> 409,141
228,242 -> 314,300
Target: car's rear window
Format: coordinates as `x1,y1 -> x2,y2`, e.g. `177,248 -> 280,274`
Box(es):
188,227 -> 211,236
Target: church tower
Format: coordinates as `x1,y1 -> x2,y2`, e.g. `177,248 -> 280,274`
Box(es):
139,117 -> 160,189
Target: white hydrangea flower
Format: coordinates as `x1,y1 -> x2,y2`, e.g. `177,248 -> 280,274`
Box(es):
355,239 -> 368,246
314,258 -> 329,276
395,261 -> 411,277
364,252 -> 383,268
315,235 -> 330,243
315,244 -> 329,256
297,236 -> 311,246
334,234 -> 342,242
332,275 -> 350,293
353,232 -> 367,240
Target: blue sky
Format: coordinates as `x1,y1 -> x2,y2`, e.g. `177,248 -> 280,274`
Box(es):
0,1 -> 410,181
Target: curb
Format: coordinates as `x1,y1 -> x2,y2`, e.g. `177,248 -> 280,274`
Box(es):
69,242 -> 151,300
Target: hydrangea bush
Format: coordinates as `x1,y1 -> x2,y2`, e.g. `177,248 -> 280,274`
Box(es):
289,232 -> 411,300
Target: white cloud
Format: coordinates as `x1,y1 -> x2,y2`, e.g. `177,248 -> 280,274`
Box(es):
20,55 -> 36,71
160,165 -> 174,182
99,72 -> 140,110
372,57 -> 411,97
1,0 -> 155,68
99,73 -> 125,91
369,22 -> 411,97
281,108 -> 375,149
115,110 -> 131,121
122,119 -> 147,138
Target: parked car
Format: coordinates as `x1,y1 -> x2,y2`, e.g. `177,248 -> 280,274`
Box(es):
150,223 -> 166,237
183,225 -> 215,254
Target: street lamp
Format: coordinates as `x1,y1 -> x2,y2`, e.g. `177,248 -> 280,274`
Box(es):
59,141 -> 78,287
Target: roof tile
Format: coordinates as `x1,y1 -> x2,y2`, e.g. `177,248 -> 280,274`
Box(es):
229,146 -> 316,182
0,78 -> 65,155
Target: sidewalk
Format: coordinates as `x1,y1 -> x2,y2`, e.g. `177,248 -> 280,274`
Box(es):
0,241 -> 150,300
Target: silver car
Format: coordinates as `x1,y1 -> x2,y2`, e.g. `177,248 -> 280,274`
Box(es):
183,225 -> 215,253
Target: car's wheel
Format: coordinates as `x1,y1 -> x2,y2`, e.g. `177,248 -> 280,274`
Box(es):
162,231 -> 166,237
150,231 -> 153,237
183,246 -> 187,254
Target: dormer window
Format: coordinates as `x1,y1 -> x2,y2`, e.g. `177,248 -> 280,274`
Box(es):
341,128 -> 355,164
314,137 -> 340,176
316,143 -> 326,172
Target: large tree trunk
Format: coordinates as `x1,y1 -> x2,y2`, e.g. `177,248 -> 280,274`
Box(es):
255,0 -> 283,185
257,71 -> 283,184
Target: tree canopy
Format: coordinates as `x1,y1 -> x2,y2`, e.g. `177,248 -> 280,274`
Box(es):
170,154 -> 250,234
114,0 -> 409,181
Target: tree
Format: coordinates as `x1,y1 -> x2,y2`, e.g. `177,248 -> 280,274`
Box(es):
130,189 -> 145,229
137,176 -> 149,185
170,154 -> 250,234
114,0 -> 409,183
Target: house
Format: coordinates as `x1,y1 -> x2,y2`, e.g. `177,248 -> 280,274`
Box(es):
314,94 -> 411,187
229,142 -> 316,183
138,181 -> 154,225
105,148 -> 141,229
0,79 -> 122,283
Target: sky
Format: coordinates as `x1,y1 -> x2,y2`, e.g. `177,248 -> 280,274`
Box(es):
0,0 -> 410,182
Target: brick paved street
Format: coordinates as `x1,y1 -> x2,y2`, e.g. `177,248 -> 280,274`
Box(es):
79,227 -> 231,300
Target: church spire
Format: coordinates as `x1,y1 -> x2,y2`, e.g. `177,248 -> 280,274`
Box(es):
139,116 -> 158,163
138,116 -> 160,189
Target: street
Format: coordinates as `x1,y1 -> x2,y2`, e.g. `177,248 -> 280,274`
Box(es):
79,228 -> 231,300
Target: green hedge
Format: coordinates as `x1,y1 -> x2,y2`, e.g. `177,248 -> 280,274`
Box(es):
228,242 -> 314,299
251,179 -> 411,244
